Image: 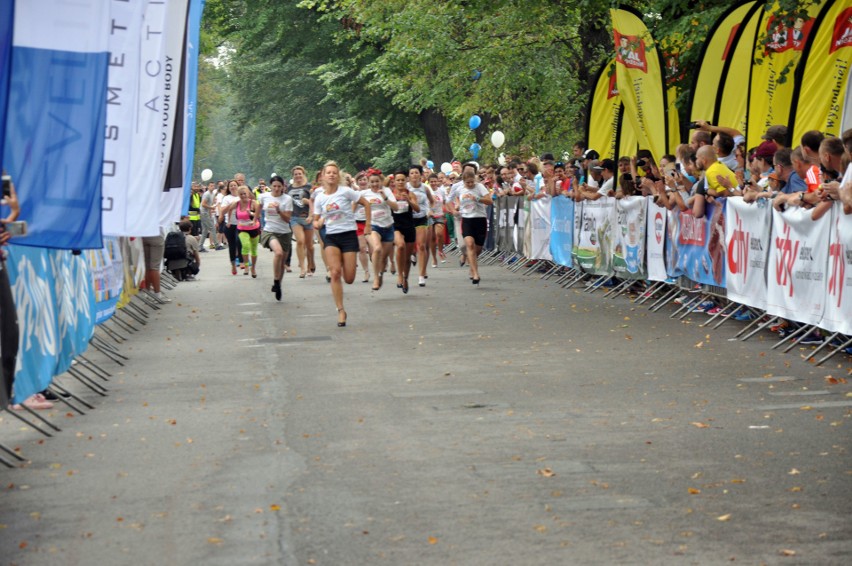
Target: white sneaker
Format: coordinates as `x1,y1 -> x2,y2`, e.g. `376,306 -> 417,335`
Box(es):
431,263 -> 437,268
156,292 -> 172,304
418,276 -> 426,287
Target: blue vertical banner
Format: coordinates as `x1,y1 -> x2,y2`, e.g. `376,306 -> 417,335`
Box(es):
2,0 -> 110,249
181,0 -> 206,216
0,0 -> 13,173
549,196 -> 575,268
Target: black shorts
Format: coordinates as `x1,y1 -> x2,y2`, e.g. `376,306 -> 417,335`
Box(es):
323,230 -> 359,253
395,225 -> 416,244
462,217 -> 488,246
413,216 -> 428,228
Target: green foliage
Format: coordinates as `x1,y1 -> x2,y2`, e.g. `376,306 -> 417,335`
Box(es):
194,0 -> 820,175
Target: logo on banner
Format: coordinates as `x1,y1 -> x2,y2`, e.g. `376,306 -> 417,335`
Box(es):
614,31 -> 648,72
722,23 -> 741,61
765,14 -> 814,53
728,212 -> 749,280
678,213 -> 706,246
775,224 -> 799,297
607,69 -> 619,99
830,8 -> 852,53
828,222 -> 847,307
654,212 -> 664,244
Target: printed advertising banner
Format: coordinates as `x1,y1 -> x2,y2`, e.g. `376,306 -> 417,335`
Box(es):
613,196 -> 646,279
821,203 -> 852,335
550,197 -> 574,268
675,199 -> 727,287
646,199 -> 668,282
766,206 -> 831,326
575,197 -> 615,276
725,197 -> 772,310
87,237 -> 125,324
529,198 -> 553,261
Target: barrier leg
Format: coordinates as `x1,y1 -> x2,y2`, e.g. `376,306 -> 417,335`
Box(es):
781,324 -> 819,353
50,382 -> 95,411
635,281 -> 664,304
77,355 -> 111,381
97,324 -> 125,344
648,287 -> 680,312
90,337 -> 127,366
805,331 -> 840,360
603,278 -> 632,298
112,312 -> 139,333
68,367 -> 108,396
4,405 -> 58,435
700,301 -> 737,328
739,316 -> 778,341
814,335 -> 852,366
0,442 -> 26,462
563,271 -> 588,288
772,323 -> 810,350
47,384 -> 87,415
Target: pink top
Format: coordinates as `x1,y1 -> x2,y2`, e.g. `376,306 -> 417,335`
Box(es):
235,201 -> 259,230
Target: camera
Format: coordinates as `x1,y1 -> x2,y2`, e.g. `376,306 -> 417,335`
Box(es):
636,159 -> 647,168
1,175 -> 10,199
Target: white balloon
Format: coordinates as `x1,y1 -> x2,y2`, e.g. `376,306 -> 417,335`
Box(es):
200,168 -> 213,182
497,153 -> 506,166
440,162 -> 453,174
490,130 -> 505,149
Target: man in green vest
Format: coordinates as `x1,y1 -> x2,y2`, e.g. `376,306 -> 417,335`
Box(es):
188,182 -> 203,236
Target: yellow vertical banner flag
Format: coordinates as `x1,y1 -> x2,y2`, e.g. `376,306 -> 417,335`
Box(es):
747,0 -> 826,149
611,7 -> 668,164
689,1 -> 760,130
587,60 -> 622,160
791,0 -> 852,142
717,5 -> 763,135
618,102 -> 639,160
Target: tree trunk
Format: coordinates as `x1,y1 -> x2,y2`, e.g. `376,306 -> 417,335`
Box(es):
419,108 -> 452,164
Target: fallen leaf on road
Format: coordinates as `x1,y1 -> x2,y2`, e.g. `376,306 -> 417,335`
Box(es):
694,341 -> 703,349
427,536 -> 438,545
270,504 -> 281,511
690,422 -> 710,428
687,488 -> 701,495
825,376 -> 846,384
534,525 -> 548,533
788,468 -> 801,475
537,468 -> 556,478
717,514 -> 731,521
208,537 -> 223,545
780,549 -> 796,556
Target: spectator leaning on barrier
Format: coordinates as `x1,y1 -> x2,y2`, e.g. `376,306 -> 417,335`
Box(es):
800,130 -> 825,192
840,129 -> 852,210
772,147 -> 808,199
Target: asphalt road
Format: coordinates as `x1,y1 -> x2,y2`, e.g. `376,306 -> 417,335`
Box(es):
1,246 -> 850,565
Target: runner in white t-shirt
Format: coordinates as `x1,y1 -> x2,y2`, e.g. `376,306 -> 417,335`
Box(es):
448,170 -> 492,285
258,176 -> 294,301
427,173 -> 447,267
352,173 -> 372,283
362,169 -> 398,290
218,180 -> 242,275
312,161 -> 372,327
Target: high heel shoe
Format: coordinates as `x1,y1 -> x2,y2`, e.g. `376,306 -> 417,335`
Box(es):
472,277 -> 480,285
402,278 -> 409,294
337,308 -> 347,327
232,265 -> 237,275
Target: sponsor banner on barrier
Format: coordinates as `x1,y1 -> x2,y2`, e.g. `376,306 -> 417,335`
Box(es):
550,197 -> 574,268
575,197 -> 615,275
87,237 -> 125,324
6,246 -> 58,403
646,199 -> 668,282
529,198 -> 553,261
766,206 -> 830,326
675,199 -> 727,287
665,207 -> 684,279
821,204 -> 852,335
725,197 -> 772,310
613,196 -> 646,278
54,253 -> 95,376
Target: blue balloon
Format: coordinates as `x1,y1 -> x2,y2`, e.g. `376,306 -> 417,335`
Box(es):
426,160 -> 434,170
471,70 -> 482,81
469,143 -> 481,159
469,115 -> 482,130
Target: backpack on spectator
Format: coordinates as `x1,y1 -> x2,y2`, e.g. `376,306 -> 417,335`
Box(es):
164,231 -> 188,261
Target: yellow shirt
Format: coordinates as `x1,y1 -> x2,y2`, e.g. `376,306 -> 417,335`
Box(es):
705,161 -> 738,195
